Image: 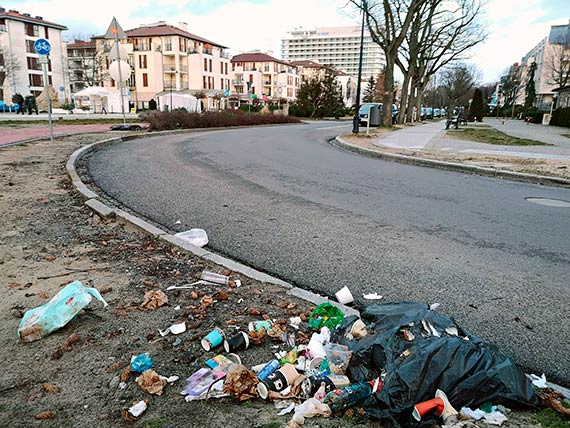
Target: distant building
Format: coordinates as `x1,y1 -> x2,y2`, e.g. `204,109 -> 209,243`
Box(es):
0,7 -> 69,103
230,51 -> 300,105
67,39 -> 98,93
518,21 -> 570,111
281,26 -> 384,80
95,21 -> 231,111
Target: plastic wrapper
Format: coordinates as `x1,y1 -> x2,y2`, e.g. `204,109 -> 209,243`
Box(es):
331,302 -> 541,426
18,280 -> 108,342
308,303 -> 344,330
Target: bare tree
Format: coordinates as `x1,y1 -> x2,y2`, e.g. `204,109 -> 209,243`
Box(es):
440,63 -> 479,111
500,63 -> 523,117
67,38 -> 107,92
397,0 -> 487,123
352,0 -> 426,126
0,47 -> 21,93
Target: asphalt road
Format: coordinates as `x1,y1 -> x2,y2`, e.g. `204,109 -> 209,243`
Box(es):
87,121 -> 570,385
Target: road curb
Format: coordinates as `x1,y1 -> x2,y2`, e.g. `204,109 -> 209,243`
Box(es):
333,136 -> 570,188
66,131 -> 359,319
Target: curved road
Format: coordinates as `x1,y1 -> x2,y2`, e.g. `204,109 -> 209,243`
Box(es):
87,122 -> 570,385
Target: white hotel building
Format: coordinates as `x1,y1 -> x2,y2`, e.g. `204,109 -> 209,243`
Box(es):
281,26 -> 384,80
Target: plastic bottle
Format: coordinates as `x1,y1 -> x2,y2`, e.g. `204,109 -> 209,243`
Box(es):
323,380 -> 377,413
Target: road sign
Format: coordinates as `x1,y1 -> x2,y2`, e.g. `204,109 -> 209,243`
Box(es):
38,55 -> 48,64
34,39 -> 51,55
105,17 -> 127,39
59,86 -> 65,92
224,90 -> 230,96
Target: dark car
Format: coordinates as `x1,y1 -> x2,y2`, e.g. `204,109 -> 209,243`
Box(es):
359,103 -> 398,126
110,124 -> 143,131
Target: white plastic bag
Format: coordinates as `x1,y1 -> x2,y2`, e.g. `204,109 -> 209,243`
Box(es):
288,398 -> 331,427
174,228 -> 209,247
18,280 -> 108,342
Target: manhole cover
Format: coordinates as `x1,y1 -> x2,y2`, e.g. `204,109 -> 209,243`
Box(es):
526,197 -> 570,207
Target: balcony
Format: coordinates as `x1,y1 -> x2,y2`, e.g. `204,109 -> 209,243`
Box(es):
203,48 -> 213,55
220,51 -> 230,59
263,81 -> 272,86
232,79 -> 244,86
187,48 -> 199,54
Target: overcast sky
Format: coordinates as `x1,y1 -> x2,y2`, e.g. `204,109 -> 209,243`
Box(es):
3,0 -> 569,82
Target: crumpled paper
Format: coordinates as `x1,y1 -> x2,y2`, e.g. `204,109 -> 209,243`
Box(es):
136,369 -> 167,395
223,364 -> 259,401
140,290 -> 168,310
248,328 -> 268,346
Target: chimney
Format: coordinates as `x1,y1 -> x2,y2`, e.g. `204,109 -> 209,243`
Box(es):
178,21 -> 187,31
0,7 -> 5,12
35,16 -> 43,20
23,13 -> 30,17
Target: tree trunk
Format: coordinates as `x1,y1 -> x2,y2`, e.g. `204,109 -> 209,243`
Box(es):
382,56 -> 396,127
398,72 -> 410,124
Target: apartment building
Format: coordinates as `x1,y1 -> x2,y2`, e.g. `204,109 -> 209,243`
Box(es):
281,26 -> 384,80
96,21 -> 231,110
230,52 -> 300,104
67,39 -> 98,94
0,8 -> 68,103
518,21 -> 570,111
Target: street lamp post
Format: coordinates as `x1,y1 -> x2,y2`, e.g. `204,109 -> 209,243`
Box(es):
352,1 -> 366,134
169,67 -> 175,111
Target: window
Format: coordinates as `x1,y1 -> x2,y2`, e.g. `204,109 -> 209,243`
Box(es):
44,27 -> 49,39
25,40 -> 35,53
204,58 -> 208,72
179,38 -> 187,52
220,62 -> 223,74
142,73 -> 148,87
203,76 -> 207,89
111,79 -> 115,87
232,63 -> 235,71
165,37 -> 172,51
26,57 -> 40,71
0,18 -> 5,32
220,78 -> 223,89
225,63 -> 228,75
209,59 -> 212,72
249,74 -> 253,83
139,55 -> 147,69
28,74 -> 42,86
0,52 -> 4,66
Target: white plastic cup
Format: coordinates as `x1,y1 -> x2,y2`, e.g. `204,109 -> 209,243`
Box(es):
335,286 -> 354,304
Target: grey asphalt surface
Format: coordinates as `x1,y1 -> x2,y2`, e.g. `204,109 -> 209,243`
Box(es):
86,121 -> 570,385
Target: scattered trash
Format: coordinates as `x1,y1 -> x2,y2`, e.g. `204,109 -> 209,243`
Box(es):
42,383 -> 60,394
278,402 -> 296,416
301,374 -> 350,399
166,280 -> 205,291
223,364 -> 259,401
174,305 -> 181,311
159,321 -> 186,336
430,303 -> 441,311
249,320 -> 272,333
289,317 -> 302,329
330,302 -> 540,424
136,369 -> 167,395
224,331 -> 250,352
324,343 -> 351,375
130,353 -> 153,373
413,389 -> 458,423
205,354 -> 241,371
288,398 -> 331,427
201,271 -> 230,285
257,363 -> 300,399
173,338 -> 183,347
18,280 -> 108,342
140,290 -> 168,310
346,319 -> 367,339
308,303 -> 344,330
174,228 -> 209,247
335,286 -> 354,305
181,368 -> 225,397
35,410 -> 56,420
363,292 -> 383,300
122,400 -> 148,421
52,332 -> 81,360
201,328 -> 224,351
460,406 -> 508,426
323,379 -> 380,413
530,373 -> 547,388
257,359 -> 281,381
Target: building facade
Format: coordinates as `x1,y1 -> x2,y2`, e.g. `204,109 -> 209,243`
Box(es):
67,39 -> 98,94
0,8 -> 68,103
230,52 -> 300,104
281,26 -> 384,80
96,21 -> 231,111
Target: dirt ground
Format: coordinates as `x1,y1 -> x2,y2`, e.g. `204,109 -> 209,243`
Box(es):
0,133 -> 563,428
342,128 -> 570,181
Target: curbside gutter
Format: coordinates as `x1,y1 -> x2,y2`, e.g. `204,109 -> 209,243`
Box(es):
66,131 -> 360,318
332,136 -> 570,188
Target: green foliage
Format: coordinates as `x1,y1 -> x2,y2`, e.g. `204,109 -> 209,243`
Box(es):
140,110 -> 300,131
238,104 -> 262,113
363,76 -> 376,103
468,88 -> 484,121
532,408 -> 570,428
148,99 -> 157,110
447,128 -> 550,145
522,106 -> 543,124
59,103 -> 74,111
551,107 -> 570,128
291,65 -> 346,118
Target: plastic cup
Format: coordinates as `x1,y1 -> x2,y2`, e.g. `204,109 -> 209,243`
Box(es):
201,328 -> 224,351
335,286 -> 354,304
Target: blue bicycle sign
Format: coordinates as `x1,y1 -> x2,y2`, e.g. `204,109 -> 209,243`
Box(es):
34,39 -> 51,55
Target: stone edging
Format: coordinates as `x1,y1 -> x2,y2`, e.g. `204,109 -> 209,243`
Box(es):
66,130 -> 360,318
333,136 -> 570,188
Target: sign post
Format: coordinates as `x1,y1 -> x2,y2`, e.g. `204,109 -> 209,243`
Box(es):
105,18 -> 128,125
34,38 -> 53,143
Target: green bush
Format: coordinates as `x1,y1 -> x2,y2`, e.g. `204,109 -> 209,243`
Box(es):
238,104 -> 262,113
551,107 -> 570,128
140,110 -> 301,131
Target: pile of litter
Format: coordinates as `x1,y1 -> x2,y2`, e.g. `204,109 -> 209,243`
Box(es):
17,276 -> 568,426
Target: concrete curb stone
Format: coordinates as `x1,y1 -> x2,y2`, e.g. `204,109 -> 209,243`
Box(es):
333,136 -> 570,188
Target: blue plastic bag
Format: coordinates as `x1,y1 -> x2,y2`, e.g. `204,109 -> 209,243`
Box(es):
18,280 -> 108,342
131,353 -> 154,372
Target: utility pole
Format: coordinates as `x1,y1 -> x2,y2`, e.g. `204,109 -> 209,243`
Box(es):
352,0 -> 366,134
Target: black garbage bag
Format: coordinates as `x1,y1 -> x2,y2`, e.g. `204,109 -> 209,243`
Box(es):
331,302 -> 540,426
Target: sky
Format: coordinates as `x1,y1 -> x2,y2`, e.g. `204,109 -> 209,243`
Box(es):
2,0 -> 569,82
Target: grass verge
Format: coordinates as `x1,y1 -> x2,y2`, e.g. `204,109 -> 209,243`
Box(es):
0,118 -> 141,127
447,128 -> 551,146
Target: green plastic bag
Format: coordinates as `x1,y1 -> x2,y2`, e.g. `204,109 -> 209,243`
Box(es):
308,303 -> 344,330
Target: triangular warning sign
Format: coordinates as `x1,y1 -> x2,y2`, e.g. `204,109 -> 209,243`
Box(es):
105,17 -> 127,39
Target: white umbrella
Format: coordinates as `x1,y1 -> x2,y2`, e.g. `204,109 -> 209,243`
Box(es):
72,86 -> 111,98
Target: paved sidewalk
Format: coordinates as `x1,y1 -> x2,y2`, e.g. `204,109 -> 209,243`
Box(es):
0,124 -> 113,146
371,119 -> 570,160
